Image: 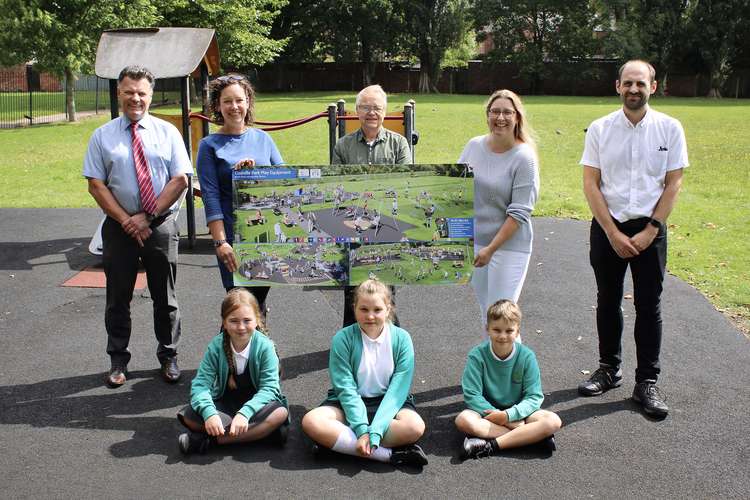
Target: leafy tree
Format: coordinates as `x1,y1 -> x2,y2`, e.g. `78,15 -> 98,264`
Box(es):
595,0 -> 690,95
681,0 -> 746,97
157,0 -> 288,69
472,0 -> 600,94
0,0 -> 157,121
272,0 -> 405,86
402,0 -> 471,93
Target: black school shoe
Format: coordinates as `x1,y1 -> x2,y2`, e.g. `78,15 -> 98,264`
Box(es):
578,367 -> 622,396
390,444 -> 428,466
632,382 -> 669,419
269,421 -> 289,446
461,437 -> 494,459
178,431 -> 212,455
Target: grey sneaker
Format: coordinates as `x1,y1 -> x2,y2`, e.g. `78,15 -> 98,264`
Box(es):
578,367 -> 622,396
461,437 -> 493,459
632,382 -> 668,418
390,444 -> 428,466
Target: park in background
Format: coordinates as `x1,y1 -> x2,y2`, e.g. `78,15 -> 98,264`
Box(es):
232,163 -> 474,287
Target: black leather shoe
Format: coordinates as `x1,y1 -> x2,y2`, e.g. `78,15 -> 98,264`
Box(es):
178,432 -> 211,455
578,367 -> 622,396
105,366 -> 127,388
632,382 -> 669,419
462,437 -> 493,459
161,357 -> 181,383
390,444 -> 428,466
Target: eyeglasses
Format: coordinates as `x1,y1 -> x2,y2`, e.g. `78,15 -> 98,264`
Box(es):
357,105 -> 385,114
217,75 -> 246,83
488,109 -> 516,117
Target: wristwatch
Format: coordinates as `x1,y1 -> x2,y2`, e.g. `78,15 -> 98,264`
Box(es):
145,211 -> 156,222
213,239 -> 228,248
648,218 -> 662,228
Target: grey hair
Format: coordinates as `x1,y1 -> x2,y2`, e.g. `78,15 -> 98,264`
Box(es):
355,84 -> 388,109
118,65 -> 155,89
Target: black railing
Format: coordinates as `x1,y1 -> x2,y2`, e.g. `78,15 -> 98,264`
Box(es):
0,65 -> 182,129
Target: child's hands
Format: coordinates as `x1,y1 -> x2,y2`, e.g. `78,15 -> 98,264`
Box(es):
355,433 -> 372,457
229,414 -> 249,436
483,409 -> 508,426
204,414 -> 225,436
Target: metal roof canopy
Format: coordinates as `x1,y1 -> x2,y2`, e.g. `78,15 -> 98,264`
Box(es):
94,27 -> 221,247
95,27 -> 219,79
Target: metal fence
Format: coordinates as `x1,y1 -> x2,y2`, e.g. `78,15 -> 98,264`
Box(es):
0,65 -> 183,129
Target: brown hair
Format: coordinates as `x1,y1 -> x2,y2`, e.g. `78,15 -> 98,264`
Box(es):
208,75 -> 255,125
618,59 -> 656,84
486,299 -> 522,327
221,288 -> 265,390
485,89 -> 538,156
352,278 -> 395,322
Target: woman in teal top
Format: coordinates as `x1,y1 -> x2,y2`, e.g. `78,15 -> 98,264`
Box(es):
301,279 -> 428,467
176,289 -> 288,455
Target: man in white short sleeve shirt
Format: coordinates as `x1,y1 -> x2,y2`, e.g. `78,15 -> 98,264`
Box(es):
577,60 -> 688,419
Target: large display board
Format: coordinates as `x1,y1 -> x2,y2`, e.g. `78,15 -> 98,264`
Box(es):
232,164 -> 473,286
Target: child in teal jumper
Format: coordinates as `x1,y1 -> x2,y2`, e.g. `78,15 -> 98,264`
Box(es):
301,279 -> 428,466
176,288 -> 289,455
455,299 -> 561,458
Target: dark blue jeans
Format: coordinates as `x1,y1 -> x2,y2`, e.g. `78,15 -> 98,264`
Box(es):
589,217 -> 666,383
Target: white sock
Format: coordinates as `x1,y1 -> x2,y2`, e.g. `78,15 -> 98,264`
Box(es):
331,428 -> 392,463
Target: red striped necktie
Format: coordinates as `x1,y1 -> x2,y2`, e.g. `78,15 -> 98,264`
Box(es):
131,122 -> 158,215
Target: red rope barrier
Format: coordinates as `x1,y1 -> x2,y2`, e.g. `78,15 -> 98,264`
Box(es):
188,111 -> 329,131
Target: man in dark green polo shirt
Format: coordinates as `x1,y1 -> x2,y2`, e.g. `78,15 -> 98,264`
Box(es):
333,84 -> 411,327
332,85 -> 411,165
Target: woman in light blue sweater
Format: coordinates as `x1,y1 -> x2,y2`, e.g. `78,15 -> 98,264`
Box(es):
458,90 -> 540,327
301,279 -> 428,466
176,289 -> 288,455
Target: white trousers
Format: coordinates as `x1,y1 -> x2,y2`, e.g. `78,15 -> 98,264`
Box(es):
471,245 -> 531,326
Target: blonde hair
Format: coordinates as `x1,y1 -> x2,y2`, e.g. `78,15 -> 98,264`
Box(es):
486,299 -> 522,327
221,288 -> 265,390
485,89 -> 538,156
353,278 -> 395,322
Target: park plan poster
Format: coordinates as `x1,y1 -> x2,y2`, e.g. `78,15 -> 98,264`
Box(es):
231,163 -> 474,286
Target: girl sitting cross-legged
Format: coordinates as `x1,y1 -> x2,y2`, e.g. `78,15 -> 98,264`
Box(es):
301,279 -> 428,467
176,288 -> 289,455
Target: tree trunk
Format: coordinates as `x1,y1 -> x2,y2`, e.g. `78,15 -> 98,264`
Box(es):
361,38 -> 373,87
65,66 -> 77,122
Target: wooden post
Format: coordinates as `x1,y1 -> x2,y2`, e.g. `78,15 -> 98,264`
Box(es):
328,103 -> 337,164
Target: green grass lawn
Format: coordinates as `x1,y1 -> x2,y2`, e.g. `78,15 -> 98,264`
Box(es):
0,93 -> 748,331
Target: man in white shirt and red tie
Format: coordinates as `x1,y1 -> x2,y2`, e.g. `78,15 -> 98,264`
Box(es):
578,59 -> 688,419
83,66 -> 192,388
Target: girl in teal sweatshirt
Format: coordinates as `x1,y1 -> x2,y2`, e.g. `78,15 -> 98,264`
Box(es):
176,288 -> 288,455
301,279 -> 428,466
456,299 -> 561,458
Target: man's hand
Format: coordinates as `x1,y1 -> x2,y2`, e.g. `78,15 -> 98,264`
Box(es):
121,213 -> 152,246
228,413 -> 249,437
630,225 -> 658,253
204,414 -> 225,437
355,433 -> 372,457
483,409 -> 508,426
607,230 -> 640,259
